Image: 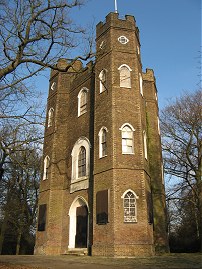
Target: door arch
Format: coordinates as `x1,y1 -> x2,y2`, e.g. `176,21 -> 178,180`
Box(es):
68,197 -> 89,249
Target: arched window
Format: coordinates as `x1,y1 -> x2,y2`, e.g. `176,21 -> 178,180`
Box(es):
143,130 -> 148,159
139,73 -> 143,95
120,123 -> 135,154
98,127 -> 108,158
78,146 -> 86,178
43,155 -> 50,180
99,69 -> 107,93
48,108 -> 54,127
71,137 -> 90,193
122,190 -> 138,223
118,64 -> 132,88
78,88 -> 88,116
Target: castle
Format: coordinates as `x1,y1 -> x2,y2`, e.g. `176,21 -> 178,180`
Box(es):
35,12 -> 169,256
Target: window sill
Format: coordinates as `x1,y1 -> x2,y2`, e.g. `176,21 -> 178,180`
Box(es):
124,221 -> 137,224
70,177 -> 89,193
96,221 -> 109,225
72,176 -> 88,183
122,152 -> 135,155
99,90 -> 107,94
78,111 -> 87,117
99,155 -> 107,159
120,86 -> 132,89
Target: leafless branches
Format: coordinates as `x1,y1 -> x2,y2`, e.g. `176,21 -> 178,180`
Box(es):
0,0 -> 94,87
161,90 -> 202,249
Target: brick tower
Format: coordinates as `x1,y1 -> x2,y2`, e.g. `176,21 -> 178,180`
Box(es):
35,12 -> 169,256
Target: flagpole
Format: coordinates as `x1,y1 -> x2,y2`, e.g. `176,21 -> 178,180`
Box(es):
115,0 -> 118,13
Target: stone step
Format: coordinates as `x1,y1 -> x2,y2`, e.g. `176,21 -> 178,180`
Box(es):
67,248 -> 88,256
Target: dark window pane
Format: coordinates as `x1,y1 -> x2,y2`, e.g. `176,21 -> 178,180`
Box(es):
78,146 -> 86,177
38,204 -> 47,231
102,141 -> 107,156
124,199 -> 129,207
80,90 -> 87,114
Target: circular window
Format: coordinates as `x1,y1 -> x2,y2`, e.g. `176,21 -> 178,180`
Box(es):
118,36 -> 129,44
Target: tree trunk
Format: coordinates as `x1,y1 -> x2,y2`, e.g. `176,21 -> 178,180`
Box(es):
199,185 -> 202,252
16,230 -> 22,255
0,151 -> 7,181
197,155 -> 202,252
0,215 -> 8,254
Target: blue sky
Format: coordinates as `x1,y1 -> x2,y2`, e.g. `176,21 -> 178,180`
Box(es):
38,0 -> 201,109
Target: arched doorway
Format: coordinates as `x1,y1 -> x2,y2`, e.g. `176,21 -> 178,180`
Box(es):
68,197 -> 89,249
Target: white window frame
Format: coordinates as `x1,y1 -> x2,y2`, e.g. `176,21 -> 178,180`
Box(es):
155,91 -> 158,101
99,69 -> 107,93
121,189 -> 139,223
48,108 -> 54,127
50,82 -> 56,91
99,40 -> 105,49
139,73 -> 143,96
118,64 -> 132,88
98,127 -> 108,158
71,137 -> 90,182
78,88 -> 89,117
157,116 -> 160,135
143,130 -> 148,160
118,36 -> 129,44
43,155 -> 50,180
119,123 -> 135,154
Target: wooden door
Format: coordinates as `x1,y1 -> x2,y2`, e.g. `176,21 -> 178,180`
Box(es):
75,205 -> 88,248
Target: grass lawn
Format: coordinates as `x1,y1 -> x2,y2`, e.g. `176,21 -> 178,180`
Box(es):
0,253 -> 201,269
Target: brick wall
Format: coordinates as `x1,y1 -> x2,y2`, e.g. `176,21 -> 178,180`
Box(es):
35,12 -> 169,257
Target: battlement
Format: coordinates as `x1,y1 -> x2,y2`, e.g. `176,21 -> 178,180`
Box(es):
143,68 -> 156,82
143,68 -> 158,100
57,59 -> 83,72
50,59 -> 88,79
96,12 -> 137,38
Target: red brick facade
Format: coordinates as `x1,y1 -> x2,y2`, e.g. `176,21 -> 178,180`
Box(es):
35,12 -> 169,256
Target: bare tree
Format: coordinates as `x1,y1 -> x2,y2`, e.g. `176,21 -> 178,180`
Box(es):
0,0 -> 93,91
0,0 -> 94,124
0,120 -> 42,254
160,89 -> 202,251
0,0 -> 94,254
